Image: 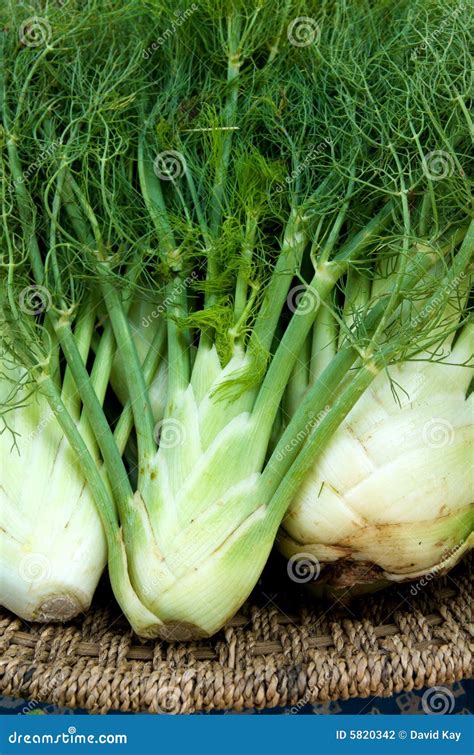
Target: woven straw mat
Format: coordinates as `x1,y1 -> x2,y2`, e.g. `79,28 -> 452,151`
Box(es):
0,554 -> 472,713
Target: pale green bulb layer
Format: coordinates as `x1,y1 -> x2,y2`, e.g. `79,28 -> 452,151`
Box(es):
0,370 -> 106,621
279,334 -> 473,590
125,346 -> 278,638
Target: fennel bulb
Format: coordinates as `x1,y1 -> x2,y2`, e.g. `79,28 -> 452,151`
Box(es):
1,0 -> 471,641
125,344 -> 279,638
279,326 -> 473,593
0,359 -> 106,621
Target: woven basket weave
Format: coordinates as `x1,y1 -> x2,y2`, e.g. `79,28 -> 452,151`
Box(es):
1,554 -> 472,714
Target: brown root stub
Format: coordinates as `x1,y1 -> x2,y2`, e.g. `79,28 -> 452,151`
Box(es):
304,560 -> 392,603
158,621 -> 208,642
35,596 -> 83,622
321,559 -> 387,588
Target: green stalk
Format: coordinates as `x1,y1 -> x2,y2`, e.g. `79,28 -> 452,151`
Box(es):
37,374 -> 162,638
233,212 -> 257,324
369,151 -> 412,347
113,321 -> 167,454
60,304 -> 96,421
54,316 -> 135,511
138,130 -> 190,396
53,163 -> 145,430
337,268 -> 371,350
99,277 -> 156,465
64,174 -> 156,465
208,14 -> 242,240
252,203 -> 394,438
284,332 -> 311,418
310,302 -> 337,382
266,0 -> 293,63
317,172 -> 356,265
249,175 -> 357,358
248,207 -> 308,354
45,165 -> 98,420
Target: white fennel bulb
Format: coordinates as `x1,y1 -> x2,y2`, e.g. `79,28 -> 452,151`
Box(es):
279,326 -> 473,592
127,344 -> 275,639
0,362 -> 106,621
